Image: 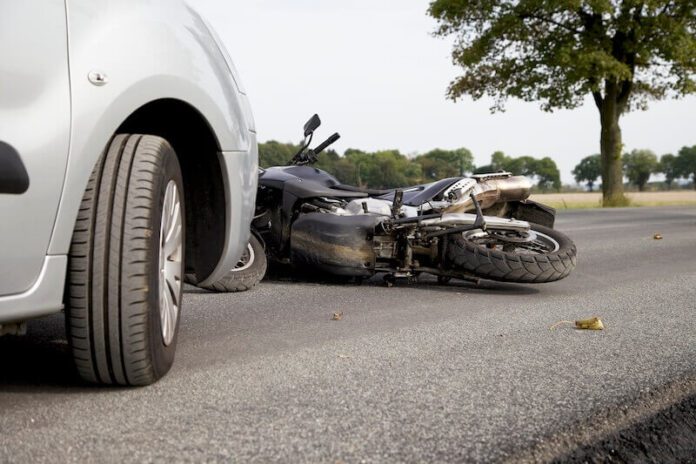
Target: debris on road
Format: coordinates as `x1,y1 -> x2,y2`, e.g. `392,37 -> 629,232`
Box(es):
331,312 -> 344,321
550,317 -> 605,331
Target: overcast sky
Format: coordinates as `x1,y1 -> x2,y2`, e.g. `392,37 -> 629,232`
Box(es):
190,0 -> 695,183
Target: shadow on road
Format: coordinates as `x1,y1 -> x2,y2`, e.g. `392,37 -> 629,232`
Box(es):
237,273 -> 542,297
0,314 -> 91,392
3,276 -> 537,391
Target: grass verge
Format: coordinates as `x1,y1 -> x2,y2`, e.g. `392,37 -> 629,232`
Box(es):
530,191 -> 696,210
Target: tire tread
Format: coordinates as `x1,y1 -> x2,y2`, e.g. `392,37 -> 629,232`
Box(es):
446,224 -> 577,284
67,134 -> 183,386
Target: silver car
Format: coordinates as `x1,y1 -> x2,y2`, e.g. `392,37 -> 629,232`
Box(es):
0,0 -> 258,385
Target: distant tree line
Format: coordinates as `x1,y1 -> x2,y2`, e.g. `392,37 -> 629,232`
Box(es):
259,141 -> 561,191
573,145 -> 696,192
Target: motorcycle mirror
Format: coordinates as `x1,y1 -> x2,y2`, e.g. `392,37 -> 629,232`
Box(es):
304,114 -> 321,137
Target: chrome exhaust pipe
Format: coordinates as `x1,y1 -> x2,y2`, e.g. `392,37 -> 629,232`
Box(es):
446,175 -> 533,213
420,213 -> 530,233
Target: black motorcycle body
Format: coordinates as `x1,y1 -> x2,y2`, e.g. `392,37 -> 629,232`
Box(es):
250,127 -> 575,285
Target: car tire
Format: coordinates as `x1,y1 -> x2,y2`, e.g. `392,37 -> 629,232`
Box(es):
191,234 -> 267,292
66,134 -> 185,386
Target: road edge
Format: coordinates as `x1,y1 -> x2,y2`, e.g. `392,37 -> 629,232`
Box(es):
506,376 -> 696,463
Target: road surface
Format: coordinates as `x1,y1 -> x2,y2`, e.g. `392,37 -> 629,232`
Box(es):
1,207 -> 695,462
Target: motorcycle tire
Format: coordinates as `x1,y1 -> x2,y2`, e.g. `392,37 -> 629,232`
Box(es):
446,224 -> 576,283
195,234 -> 267,292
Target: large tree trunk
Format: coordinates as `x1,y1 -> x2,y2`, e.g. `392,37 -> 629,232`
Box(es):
598,88 -> 626,206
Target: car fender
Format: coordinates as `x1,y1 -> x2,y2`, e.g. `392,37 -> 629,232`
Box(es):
48,0 -> 257,283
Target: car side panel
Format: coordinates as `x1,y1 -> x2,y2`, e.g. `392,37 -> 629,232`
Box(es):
48,0 -> 256,271
0,1 -> 71,295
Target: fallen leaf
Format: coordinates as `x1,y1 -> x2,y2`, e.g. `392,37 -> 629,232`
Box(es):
575,317 -> 605,330
654,233 -> 663,240
550,317 -> 605,331
331,312 -> 344,321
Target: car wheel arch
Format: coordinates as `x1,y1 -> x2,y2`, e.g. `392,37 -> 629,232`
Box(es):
116,98 -> 227,283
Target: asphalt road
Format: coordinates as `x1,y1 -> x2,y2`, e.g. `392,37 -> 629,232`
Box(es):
1,206 -> 695,463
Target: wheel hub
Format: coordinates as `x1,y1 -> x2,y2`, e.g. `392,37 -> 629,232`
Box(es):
159,180 -> 183,346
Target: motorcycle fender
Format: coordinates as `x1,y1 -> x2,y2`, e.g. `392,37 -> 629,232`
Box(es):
508,200 -> 556,229
290,213 -> 381,277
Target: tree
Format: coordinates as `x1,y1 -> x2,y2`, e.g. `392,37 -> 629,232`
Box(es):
481,151 -> 561,191
676,145 -> 696,190
473,164 -> 496,175
659,153 -> 679,189
428,1 -> 696,206
314,149 -> 340,174
258,140 -> 298,168
572,155 -> 602,191
490,151 -> 536,176
534,157 -> 562,192
370,150 -> 422,188
341,149 -> 421,189
623,149 -> 659,191
415,148 -> 475,180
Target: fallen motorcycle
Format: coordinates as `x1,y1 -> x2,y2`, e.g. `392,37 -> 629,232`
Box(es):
212,115 -> 576,290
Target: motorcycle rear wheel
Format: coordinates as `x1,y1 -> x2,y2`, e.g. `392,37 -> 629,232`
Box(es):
446,224 -> 576,283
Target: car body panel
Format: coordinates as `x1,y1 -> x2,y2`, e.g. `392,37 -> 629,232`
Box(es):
0,0 -> 71,295
0,0 -> 257,320
49,0 -> 255,256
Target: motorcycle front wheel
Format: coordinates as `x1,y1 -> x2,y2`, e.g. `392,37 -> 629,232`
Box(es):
446,224 -> 576,283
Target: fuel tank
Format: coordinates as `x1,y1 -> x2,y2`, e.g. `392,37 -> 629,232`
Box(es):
259,166 -> 367,199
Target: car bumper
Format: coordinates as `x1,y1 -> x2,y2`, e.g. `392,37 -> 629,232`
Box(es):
197,140 -> 258,287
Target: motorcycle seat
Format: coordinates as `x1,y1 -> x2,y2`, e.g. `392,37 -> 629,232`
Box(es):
331,184 -> 394,196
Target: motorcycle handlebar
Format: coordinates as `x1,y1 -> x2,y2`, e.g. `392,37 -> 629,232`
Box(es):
313,133 -> 341,155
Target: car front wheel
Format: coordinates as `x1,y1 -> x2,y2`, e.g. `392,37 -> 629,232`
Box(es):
67,134 -> 185,386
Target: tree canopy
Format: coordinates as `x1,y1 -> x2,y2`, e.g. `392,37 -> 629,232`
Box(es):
659,153 -> 679,188
572,154 -> 602,191
259,143 -> 560,191
415,148 -> 475,180
429,0 -> 696,110
488,151 -> 562,191
259,141 -> 696,191
676,145 -> 696,189
623,149 -> 659,191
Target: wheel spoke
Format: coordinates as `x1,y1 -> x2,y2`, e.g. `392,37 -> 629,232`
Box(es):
165,263 -> 181,301
161,189 -> 173,246
163,285 -> 176,340
465,229 -> 559,255
161,289 -> 171,341
164,223 -> 182,258
165,202 -> 180,246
